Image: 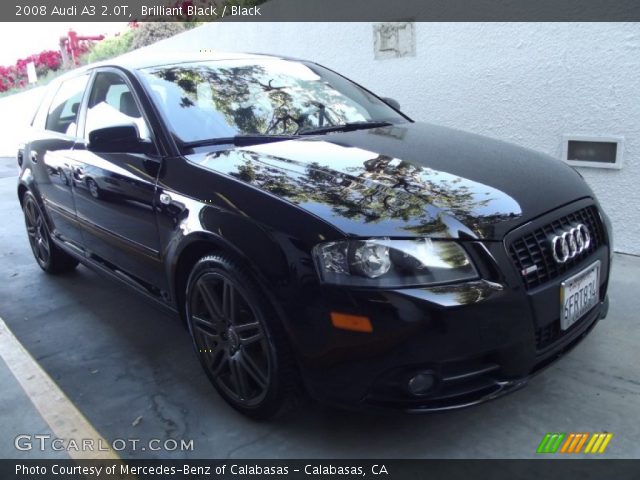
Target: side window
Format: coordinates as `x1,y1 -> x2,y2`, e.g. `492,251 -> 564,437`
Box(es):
32,87 -> 56,129
45,75 -> 89,136
85,71 -> 151,141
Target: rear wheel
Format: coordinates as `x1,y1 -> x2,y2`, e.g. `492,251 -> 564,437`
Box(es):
23,192 -> 78,274
185,254 -> 297,419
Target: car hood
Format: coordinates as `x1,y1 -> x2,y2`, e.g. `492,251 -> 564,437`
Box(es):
186,122 -> 593,240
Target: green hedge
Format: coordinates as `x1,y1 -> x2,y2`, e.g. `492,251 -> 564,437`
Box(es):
85,29 -> 136,63
85,23 -> 201,64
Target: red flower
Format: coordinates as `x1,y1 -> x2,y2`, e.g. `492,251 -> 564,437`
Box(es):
1,49 -> 62,92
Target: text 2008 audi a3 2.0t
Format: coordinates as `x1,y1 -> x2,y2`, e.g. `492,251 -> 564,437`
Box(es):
17,53 -> 612,418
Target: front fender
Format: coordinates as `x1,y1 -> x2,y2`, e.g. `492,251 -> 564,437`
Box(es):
163,201 -> 293,311
17,167 -> 35,205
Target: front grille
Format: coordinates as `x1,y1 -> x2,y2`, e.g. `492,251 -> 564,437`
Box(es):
509,205 -> 605,289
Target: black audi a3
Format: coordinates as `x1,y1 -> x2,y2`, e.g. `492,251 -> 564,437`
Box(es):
17,53 -> 612,418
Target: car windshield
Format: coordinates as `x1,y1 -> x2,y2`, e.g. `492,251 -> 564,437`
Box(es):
139,58 -> 408,144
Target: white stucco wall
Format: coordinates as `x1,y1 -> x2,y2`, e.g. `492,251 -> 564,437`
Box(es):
0,86 -> 44,156
127,22 -> 640,255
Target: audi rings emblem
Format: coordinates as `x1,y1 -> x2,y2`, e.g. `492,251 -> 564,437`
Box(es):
549,224 -> 591,264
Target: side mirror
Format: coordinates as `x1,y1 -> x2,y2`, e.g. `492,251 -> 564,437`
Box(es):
382,97 -> 401,111
88,125 -> 150,154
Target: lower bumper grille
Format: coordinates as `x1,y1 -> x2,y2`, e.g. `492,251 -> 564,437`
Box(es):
535,320 -> 562,350
366,357 -> 502,409
535,304 -> 601,351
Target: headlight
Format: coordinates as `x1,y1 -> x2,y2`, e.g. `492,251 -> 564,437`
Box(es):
312,238 -> 478,287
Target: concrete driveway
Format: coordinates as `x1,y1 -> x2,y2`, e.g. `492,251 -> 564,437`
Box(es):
0,156 -> 638,459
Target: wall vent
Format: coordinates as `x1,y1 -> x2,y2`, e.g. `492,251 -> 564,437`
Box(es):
562,135 -> 624,170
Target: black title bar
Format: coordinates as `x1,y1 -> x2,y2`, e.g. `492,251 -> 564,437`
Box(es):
7,0 -> 640,22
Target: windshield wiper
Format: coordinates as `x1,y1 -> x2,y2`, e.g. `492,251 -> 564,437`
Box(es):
183,134 -> 296,149
297,121 -> 393,136
181,121 -> 393,149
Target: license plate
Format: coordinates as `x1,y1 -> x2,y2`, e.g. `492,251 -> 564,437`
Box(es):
560,261 -> 600,330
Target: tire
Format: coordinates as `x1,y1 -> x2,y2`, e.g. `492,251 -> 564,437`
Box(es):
22,191 -> 79,274
184,254 -> 297,419
86,178 -> 101,199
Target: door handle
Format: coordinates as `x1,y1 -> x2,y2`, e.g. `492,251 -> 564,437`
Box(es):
31,152 -> 38,164
159,192 -> 172,205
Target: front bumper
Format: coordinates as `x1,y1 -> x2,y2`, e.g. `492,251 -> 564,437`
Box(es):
284,201 -> 611,411
384,296 -> 606,413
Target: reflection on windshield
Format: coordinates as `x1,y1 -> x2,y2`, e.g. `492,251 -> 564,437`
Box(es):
140,59 -> 406,143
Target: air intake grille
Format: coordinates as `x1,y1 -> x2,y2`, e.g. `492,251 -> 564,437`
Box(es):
535,320 -> 561,350
509,205 -> 605,289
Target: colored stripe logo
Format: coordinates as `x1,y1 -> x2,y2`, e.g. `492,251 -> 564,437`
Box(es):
537,432 -> 613,454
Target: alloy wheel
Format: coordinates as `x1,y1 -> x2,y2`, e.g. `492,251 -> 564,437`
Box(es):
24,197 -> 51,267
188,271 -> 272,407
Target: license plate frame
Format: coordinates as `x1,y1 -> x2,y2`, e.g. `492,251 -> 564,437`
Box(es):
560,261 -> 600,331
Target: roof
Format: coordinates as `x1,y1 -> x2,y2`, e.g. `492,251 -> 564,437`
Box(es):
114,51 -> 288,69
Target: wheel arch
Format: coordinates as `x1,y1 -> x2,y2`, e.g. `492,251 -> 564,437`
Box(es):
17,183 -> 28,207
18,179 -> 54,232
169,231 -> 290,327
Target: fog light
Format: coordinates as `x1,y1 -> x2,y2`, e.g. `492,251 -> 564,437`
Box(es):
408,373 -> 435,396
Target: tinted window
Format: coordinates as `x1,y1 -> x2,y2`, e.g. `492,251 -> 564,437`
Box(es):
85,71 -> 150,141
45,75 -> 89,135
140,59 -> 407,143
32,88 -> 56,129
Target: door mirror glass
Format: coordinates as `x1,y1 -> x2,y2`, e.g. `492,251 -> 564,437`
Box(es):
88,125 -> 147,153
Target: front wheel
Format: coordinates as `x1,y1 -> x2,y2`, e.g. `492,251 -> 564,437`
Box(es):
185,254 -> 297,419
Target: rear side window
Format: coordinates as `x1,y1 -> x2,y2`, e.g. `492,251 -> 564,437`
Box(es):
45,74 -> 89,136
